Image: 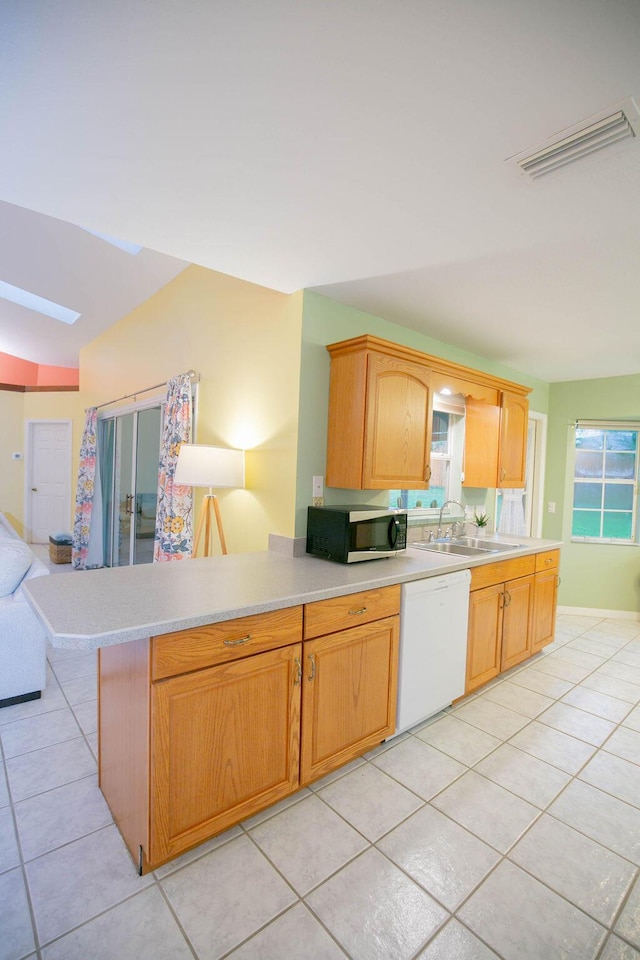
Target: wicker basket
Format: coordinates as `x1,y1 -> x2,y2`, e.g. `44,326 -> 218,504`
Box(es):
49,538 -> 72,564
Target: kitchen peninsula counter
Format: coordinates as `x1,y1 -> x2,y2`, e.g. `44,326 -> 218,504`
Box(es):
24,535 -> 562,649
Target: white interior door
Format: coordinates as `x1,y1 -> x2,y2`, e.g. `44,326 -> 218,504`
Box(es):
28,421 -> 72,543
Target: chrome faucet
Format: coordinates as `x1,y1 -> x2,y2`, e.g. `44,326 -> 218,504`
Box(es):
437,500 -> 465,539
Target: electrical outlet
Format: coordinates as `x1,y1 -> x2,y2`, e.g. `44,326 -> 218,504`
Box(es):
547,501 -> 556,513
312,496 -> 324,507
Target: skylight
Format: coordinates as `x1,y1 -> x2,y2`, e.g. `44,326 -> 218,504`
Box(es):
0,280 -> 81,324
81,228 -> 143,255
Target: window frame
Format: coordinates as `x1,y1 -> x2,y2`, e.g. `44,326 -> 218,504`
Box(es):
570,420 -> 640,545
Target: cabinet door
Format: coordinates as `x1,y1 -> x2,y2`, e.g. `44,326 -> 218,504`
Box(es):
300,616 -> 399,785
466,584 -> 503,693
501,574 -> 534,671
463,398 -> 500,488
363,352 -> 432,489
150,644 -> 301,866
531,568 -> 558,653
498,392 -> 528,488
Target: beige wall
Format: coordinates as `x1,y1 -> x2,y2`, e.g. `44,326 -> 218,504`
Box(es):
0,389 -> 82,537
81,265 -> 303,553
0,390 -> 29,535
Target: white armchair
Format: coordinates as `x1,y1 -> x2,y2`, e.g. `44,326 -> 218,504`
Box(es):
0,514 -> 50,707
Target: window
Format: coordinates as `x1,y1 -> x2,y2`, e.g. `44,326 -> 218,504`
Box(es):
390,402 -> 463,513
571,423 -> 640,543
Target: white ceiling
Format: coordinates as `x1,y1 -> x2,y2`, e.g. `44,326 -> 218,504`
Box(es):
0,0 -> 639,381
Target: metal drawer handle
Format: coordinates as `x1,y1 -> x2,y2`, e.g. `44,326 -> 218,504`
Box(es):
223,634 -> 252,646
308,653 -> 316,681
349,606 -> 368,616
294,656 -> 302,685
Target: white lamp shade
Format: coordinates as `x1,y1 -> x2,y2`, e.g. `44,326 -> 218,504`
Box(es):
174,444 -> 245,489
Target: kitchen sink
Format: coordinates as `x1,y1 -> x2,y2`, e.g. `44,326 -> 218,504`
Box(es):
452,537 -> 525,552
410,537 -> 525,557
410,541 -> 493,556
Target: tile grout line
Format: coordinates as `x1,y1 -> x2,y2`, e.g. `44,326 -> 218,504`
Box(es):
3,610 -> 640,958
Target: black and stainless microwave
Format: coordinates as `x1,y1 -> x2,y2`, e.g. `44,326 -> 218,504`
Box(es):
306,505 -> 408,563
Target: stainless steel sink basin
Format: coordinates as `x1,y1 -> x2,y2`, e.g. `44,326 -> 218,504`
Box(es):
452,537 -> 525,552
410,537 -> 525,557
410,541 -> 493,556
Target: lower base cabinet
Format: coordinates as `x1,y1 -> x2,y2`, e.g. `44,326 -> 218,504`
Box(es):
98,586 -> 400,873
151,643 -> 301,866
466,549 -> 560,694
300,616 -> 399,785
531,552 -> 560,653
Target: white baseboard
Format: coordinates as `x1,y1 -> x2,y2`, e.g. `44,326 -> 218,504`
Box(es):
557,605 -> 640,622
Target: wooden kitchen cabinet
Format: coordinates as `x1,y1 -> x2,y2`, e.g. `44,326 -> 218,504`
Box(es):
463,393 -> 529,489
463,398 -> 501,488
99,605 -> 304,873
99,587 -> 402,873
466,555 -> 536,693
301,586 -> 400,784
326,342 -> 433,490
531,549 -> 560,653
466,582 -> 504,691
500,574 -> 535,671
151,643 -> 301,866
497,391 -> 529,488
325,335 -> 531,492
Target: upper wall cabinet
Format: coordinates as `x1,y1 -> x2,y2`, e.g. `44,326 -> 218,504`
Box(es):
326,342 -> 433,489
325,336 -> 531,491
463,392 -> 529,489
497,391 -> 529,488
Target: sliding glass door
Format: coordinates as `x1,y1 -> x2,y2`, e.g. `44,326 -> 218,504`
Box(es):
100,405 -> 162,566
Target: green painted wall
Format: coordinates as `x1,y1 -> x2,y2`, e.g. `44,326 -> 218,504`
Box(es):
544,374 -> 640,614
295,291 -> 549,537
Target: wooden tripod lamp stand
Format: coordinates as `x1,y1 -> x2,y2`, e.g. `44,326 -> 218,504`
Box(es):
174,444 -> 245,556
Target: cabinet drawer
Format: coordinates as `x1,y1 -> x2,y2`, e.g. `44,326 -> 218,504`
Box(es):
304,585 -> 401,640
151,606 -> 303,680
535,549 -> 560,572
470,555 -> 536,591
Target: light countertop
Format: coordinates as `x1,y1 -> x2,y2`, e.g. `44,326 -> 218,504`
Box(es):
23,536 -> 562,650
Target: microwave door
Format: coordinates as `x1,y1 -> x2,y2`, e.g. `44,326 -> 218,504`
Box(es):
388,517 -> 401,549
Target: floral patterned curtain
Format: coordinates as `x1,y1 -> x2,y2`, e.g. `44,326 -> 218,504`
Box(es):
153,373 -> 193,561
72,407 -> 98,569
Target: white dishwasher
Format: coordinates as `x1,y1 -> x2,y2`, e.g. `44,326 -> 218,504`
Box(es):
394,569 -> 471,735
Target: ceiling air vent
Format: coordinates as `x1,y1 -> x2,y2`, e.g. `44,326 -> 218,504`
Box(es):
510,97 -> 640,180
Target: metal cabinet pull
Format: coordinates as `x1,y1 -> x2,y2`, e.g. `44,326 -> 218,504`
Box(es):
294,656 -> 302,685
425,464 -> 432,482
349,606 -> 367,616
223,634 -> 251,646
307,652 -> 316,681
504,590 -> 511,607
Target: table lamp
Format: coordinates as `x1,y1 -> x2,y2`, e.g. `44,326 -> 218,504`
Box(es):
174,444 -> 245,556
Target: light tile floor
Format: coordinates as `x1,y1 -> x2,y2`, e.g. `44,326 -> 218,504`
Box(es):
2,557 -> 640,958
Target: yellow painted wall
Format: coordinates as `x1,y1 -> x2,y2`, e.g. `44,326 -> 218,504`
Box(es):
81,265 -> 303,553
0,390 -> 84,536
0,390 -> 29,535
